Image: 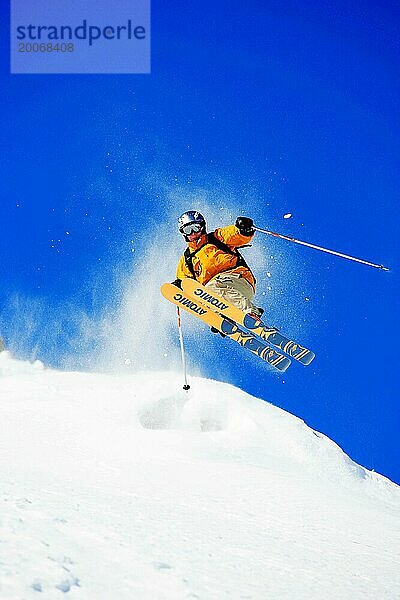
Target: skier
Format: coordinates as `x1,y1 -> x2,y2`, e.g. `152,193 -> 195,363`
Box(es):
173,211 -> 263,328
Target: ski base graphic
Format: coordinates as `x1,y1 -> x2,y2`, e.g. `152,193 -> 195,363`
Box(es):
182,278 -> 315,365
161,283 -> 291,372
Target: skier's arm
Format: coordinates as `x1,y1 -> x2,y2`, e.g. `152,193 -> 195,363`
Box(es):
174,255 -> 193,286
215,217 -> 255,248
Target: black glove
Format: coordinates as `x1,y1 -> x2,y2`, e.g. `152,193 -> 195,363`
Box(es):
171,278 -> 182,289
235,216 -> 254,236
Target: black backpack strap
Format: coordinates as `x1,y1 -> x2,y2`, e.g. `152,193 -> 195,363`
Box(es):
184,247 -> 196,278
207,232 -> 250,270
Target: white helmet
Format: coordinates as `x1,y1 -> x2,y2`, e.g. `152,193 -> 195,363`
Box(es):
178,211 -> 206,239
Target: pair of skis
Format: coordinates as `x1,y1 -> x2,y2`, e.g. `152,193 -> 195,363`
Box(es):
161,278 -> 315,372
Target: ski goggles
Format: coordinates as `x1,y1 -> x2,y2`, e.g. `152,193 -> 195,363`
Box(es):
180,222 -> 203,235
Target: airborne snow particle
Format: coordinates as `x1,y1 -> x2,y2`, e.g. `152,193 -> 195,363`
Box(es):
283,213 -> 292,219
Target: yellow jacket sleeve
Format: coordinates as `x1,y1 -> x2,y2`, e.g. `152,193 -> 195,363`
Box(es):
176,254 -> 193,280
214,224 -> 254,248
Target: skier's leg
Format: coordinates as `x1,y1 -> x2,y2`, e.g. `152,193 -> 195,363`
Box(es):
206,273 -> 263,317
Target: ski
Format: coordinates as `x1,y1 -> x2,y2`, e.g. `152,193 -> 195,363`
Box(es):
161,283 -> 291,372
182,278 -> 315,366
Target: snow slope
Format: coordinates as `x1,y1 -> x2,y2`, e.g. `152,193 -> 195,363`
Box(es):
0,351 -> 399,599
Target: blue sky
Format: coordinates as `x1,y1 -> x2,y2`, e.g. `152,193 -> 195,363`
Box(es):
1,1 -> 399,483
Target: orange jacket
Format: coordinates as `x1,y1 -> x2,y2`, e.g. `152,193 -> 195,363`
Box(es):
176,224 -> 256,289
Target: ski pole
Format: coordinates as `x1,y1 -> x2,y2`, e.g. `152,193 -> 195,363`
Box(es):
176,307 -> 190,391
254,226 -> 390,271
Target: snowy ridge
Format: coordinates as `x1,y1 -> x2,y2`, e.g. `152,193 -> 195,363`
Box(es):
1,351 -> 399,599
